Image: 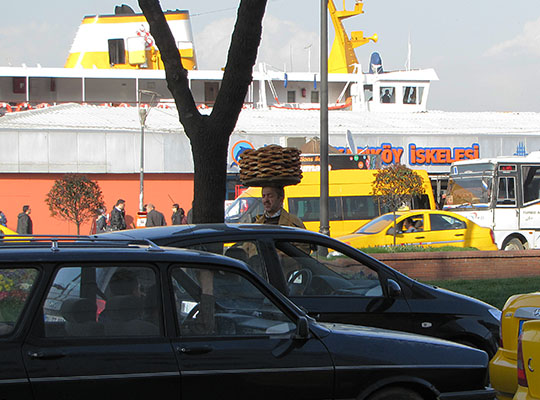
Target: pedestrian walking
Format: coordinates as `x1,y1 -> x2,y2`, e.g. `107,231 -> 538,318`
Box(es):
146,203 -> 166,227
171,203 -> 187,225
110,199 -> 126,231
16,205 -> 33,234
0,211 -> 7,227
94,207 -> 109,233
187,201 -> 194,224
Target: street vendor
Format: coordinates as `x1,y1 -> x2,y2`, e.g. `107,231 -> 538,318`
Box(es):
255,186 -> 305,229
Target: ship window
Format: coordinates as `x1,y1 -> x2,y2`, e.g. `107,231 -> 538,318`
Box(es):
418,87 -> 425,104
403,86 -> 417,104
108,39 -> 126,65
287,91 -> 296,103
380,87 -> 395,103
311,91 -> 319,103
364,85 -> 373,102
204,82 -> 219,104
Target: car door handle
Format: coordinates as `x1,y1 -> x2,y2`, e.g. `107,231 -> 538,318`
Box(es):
454,233 -> 464,237
415,236 -> 425,239
177,345 -> 213,355
28,350 -> 66,360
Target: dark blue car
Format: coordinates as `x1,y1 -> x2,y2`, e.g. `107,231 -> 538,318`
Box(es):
99,224 -> 502,358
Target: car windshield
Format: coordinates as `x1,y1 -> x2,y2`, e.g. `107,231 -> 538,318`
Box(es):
355,214 -> 396,234
225,196 -> 263,223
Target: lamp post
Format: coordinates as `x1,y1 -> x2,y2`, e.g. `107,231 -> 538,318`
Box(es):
320,0 -> 330,236
138,89 -> 160,212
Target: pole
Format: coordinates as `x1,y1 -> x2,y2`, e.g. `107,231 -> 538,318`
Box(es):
320,0 -> 330,236
139,123 -> 145,212
137,89 -> 160,213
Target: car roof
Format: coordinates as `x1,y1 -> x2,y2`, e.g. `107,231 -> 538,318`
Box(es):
96,223 -> 328,241
0,238 -> 250,272
378,209 -> 467,218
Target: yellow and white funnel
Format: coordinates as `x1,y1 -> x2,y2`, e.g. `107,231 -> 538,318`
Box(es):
65,7 -> 197,70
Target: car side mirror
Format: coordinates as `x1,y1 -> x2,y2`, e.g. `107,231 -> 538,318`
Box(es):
294,316 -> 310,340
387,279 -> 402,298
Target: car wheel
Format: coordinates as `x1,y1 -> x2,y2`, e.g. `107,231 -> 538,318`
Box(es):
503,238 -> 523,251
367,387 -> 424,400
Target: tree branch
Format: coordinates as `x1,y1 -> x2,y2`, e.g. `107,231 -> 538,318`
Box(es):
138,0 -> 202,138
211,0 -> 267,132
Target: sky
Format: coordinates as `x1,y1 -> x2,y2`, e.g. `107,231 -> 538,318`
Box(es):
1,0 -> 540,112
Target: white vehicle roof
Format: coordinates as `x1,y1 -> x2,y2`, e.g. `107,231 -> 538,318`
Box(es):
452,151 -> 540,166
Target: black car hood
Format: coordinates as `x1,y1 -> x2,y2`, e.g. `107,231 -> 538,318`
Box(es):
318,321 -> 489,367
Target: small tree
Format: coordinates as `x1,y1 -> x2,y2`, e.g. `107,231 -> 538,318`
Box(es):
372,164 -> 425,246
46,174 -> 104,235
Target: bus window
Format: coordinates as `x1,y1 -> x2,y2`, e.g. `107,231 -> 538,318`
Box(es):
497,177 -> 516,206
411,194 -> 432,209
288,197 -> 342,222
341,196 -> 378,220
522,166 -> 540,204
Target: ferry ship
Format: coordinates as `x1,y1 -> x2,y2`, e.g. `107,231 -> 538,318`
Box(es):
0,1 -> 438,114
3,1 -> 539,236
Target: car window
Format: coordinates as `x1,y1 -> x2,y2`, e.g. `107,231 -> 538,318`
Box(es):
171,265 -> 296,337
394,214 -> 424,234
185,241 -> 268,281
43,265 -> 161,337
0,267 -> 39,335
430,214 -> 466,231
274,241 -> 382,297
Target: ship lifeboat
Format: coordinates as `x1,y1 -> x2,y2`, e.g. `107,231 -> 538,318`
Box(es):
0,102 -> 12,113
15,102 -> 33,112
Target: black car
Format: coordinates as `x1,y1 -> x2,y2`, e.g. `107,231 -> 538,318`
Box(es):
99,224 -> 502,357
0,238 -> 495,400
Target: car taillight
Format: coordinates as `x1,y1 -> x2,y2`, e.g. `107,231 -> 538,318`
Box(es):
517,333 -> 528,387
489,229 -> 496,245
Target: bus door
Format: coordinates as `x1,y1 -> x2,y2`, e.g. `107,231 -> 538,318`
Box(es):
519,165 -> 540,230
495,174 -> 518,231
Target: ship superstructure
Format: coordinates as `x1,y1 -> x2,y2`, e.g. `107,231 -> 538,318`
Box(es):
65,5 -> 197,70
0,1 -> 437,114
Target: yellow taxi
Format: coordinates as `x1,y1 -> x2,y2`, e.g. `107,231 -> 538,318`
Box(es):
490,293 -> 540,400
513,319 -> 540,400
337,209 -> 498,250
0,225 -> 24,238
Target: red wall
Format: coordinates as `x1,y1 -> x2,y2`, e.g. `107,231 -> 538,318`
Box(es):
373,250 -> 540,280
0,173 -> 194,234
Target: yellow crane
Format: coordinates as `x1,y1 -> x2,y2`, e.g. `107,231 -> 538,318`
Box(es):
328,0 -> 377,73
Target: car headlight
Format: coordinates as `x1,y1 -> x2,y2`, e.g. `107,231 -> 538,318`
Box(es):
488,308 -> 502,322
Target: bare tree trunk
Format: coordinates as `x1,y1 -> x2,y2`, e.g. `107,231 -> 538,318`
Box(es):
139,0 -> 267,223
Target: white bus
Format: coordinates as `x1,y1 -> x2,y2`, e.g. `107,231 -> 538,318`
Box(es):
444,152 -> 540,250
